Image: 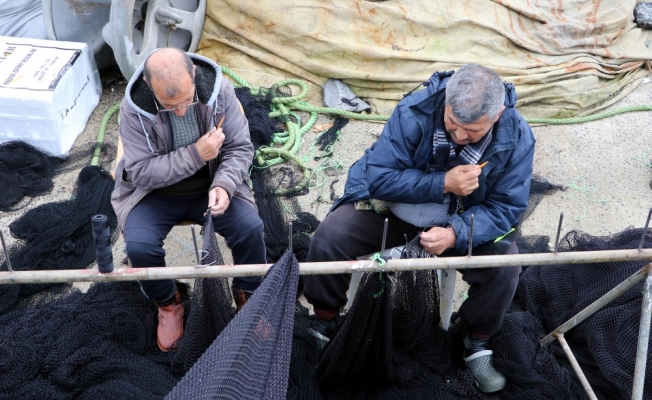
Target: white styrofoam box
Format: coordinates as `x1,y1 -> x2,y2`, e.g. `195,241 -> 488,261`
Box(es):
0,36 -> 101,156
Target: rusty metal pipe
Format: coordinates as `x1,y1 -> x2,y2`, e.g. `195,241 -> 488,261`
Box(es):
632,272 -> 652,400
555,333 -> 598,400
540,263 -> 652,345
0,249 -> 652,285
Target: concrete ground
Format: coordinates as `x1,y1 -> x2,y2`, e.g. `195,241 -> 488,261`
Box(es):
1,69 -> 651,314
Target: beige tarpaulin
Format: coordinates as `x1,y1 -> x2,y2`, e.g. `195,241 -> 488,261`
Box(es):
197,0 -> 652,118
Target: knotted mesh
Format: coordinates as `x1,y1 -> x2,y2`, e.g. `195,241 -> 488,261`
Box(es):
517,228 -> 652,399
0,165 -> 117,314
169,216 -> 234,376
166,249 -> 299,399
315,237 -> 452,398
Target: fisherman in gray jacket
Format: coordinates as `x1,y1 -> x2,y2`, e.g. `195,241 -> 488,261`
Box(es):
111,48 -> 266,352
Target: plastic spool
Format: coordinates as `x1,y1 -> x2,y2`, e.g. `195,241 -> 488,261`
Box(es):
91,214 -> 114,273
41,0 -> 116,70
102,0 -> 207,80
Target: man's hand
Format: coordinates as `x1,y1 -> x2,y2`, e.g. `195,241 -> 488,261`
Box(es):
196,127 -> 225,162
444,164 -> 481,196
208,187 -> 230,216
420,227 -> 456,255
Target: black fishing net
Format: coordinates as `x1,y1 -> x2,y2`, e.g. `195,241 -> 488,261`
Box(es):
518,227 -> 652,399
236,85 -> 320,262
297,228 -> 651,399
166,249 -> 299,399
315,237 -> 453,399
0,280 -> 178,400
315,117 -> 348,152
0,140 -> 116,211
0,141 -> 65,211
2,81 -> 647,400
168,216 -> 234,376
0,165 -> 118,314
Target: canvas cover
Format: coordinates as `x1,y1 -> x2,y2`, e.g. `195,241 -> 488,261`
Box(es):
197,0 -> 652,118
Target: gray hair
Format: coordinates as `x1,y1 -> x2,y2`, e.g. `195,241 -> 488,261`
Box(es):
445,64 -> 505,124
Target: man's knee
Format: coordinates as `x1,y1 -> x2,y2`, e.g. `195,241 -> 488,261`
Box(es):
125,240 -> 165,267
495,265 -> 521,284
462,264 -> 521,288
228,217 -> 264,248
307,215 -> 353,261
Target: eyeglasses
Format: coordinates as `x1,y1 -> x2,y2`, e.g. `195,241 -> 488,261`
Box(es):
153,90 -> 199,114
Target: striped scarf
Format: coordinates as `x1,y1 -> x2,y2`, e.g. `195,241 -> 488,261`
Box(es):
433,108 -> 494,216
433,111 -> 493,165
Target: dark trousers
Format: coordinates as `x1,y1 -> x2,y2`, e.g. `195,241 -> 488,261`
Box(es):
303,202 -> 520,336
125,191 -> 266,302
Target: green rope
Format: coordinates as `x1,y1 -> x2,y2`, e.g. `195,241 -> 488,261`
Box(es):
220,66 -> 390,195
494,227 -> 515,243
523,104 -> 652,125
369,252 -> 387,266
367,253 -> 388,298
91,102 -> 121,166
222,65 -> 652,127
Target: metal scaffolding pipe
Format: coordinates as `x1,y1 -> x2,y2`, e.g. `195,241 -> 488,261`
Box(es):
540,263 -> 652,345
1,249 -> 652,285
555,333 -> 598,400
632,272 -> 652,400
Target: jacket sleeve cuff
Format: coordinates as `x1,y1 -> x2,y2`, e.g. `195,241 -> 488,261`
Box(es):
447,215 -> 469,254
188,144 -> 206,169
211,180 -> 236,199
430,172 -> 446,204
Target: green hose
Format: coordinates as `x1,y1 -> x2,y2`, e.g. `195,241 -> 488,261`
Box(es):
91,102 -> 121,166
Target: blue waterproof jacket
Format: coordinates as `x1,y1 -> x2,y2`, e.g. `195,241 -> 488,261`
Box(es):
333,70 -> 535,254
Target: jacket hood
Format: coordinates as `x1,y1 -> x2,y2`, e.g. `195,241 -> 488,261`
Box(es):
123,52 -> 223,121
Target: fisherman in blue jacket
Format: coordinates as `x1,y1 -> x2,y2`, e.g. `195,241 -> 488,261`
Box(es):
304,64 -> 535,393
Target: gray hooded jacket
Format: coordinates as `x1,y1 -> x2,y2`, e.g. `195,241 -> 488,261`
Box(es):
111,53 -> 256,233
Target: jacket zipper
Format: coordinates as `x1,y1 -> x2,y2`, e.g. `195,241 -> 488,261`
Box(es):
120,117 -> 165,231
151,119 -> 168,154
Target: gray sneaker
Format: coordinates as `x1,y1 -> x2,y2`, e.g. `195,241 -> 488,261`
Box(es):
464,349 -> 506,393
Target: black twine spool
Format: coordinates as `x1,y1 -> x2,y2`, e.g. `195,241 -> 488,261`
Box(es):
91,214 -> 114,273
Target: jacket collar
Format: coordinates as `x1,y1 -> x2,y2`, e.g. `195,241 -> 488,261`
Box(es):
123,53 -> 223,122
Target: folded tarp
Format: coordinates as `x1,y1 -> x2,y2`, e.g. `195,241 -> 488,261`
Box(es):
197,0 -> 652,118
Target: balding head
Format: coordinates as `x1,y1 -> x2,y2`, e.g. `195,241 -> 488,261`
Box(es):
143,48 -> 195,98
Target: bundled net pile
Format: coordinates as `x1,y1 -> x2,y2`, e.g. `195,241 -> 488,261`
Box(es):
0,141 -> 65,211
0,165 -> 118,315
517,228 -> 652,399
0,141 -> 115,212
